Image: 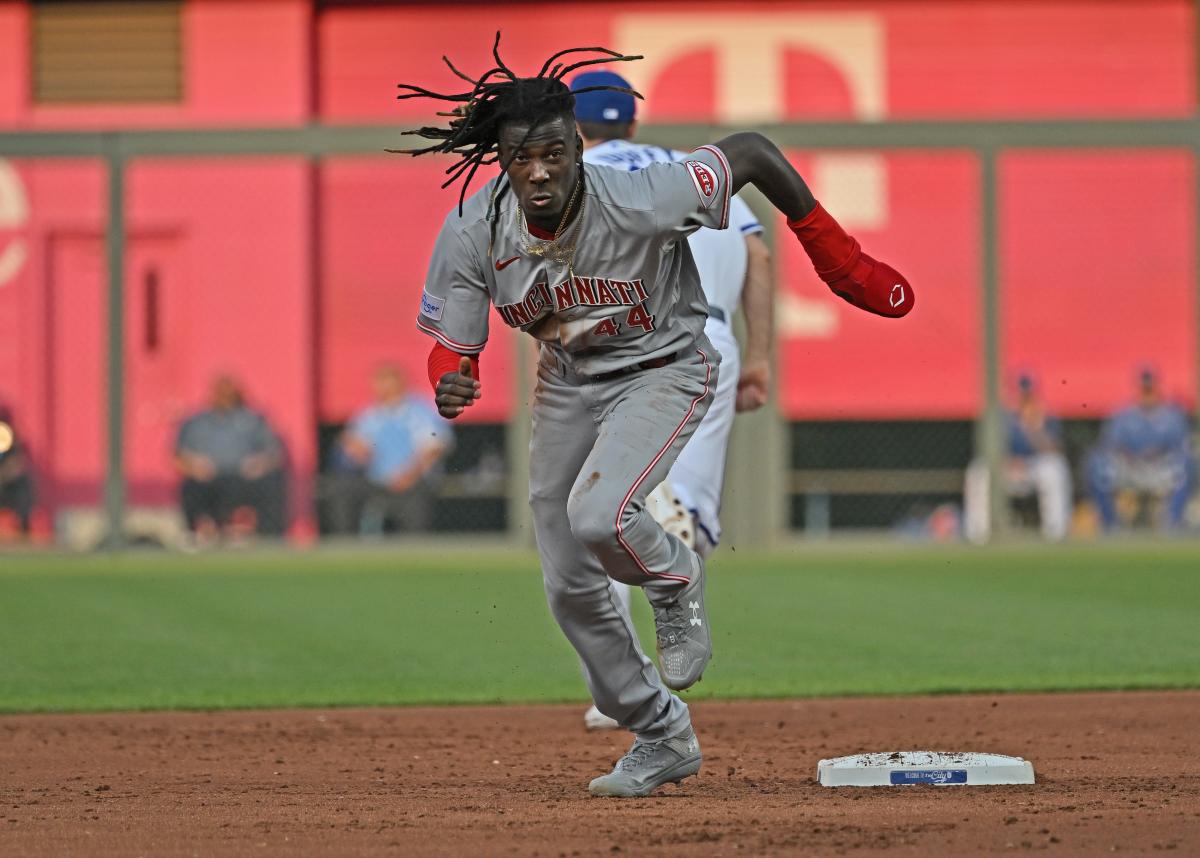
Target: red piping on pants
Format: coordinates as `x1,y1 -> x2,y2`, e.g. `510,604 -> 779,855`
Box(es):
613,349 -> 712,583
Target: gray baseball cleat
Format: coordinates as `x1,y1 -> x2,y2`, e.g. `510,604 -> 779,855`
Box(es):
651,556 -> 711,690
588,726 -> 702,797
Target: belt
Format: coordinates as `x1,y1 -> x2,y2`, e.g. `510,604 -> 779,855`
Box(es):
586,350 -> 682,384
709,307 -> 727,323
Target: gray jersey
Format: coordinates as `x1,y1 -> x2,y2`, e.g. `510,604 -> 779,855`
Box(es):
416,145 -> 732,376
583,139 -> 764,318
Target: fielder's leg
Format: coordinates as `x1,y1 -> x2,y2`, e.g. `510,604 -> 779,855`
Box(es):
1165,454 -> 1196,529
963,458 -> 992,544
660,317 -> 740,556
1086,450 -> 1120,530
181,477 -> 219,534
0,474 -> 34,534
585,576 -> 634,729
1031,453 -> 1072,541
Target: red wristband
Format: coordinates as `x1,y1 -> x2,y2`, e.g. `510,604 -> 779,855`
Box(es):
787,202 -> 860,281
427,342 -> 480,392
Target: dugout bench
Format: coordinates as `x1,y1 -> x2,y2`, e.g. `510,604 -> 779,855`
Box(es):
791,467 -> 965,536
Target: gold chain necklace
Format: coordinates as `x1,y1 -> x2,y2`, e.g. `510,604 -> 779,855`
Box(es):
518,177 -> 585,269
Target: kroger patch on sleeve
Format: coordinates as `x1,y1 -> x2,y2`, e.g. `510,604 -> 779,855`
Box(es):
420,289 -> 446,321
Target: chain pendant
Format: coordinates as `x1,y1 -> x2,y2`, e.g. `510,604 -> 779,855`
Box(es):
518,176 -> 585,269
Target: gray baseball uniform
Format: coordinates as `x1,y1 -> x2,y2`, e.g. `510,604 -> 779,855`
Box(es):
583,138 -> 766,551
417,145 -> 732,739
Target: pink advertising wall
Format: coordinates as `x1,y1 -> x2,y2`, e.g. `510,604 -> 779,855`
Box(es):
317,0 -> 1196,420
0,0 -> 1195,531
0,0 -> 316,528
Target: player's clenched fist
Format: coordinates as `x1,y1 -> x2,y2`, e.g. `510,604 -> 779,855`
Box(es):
736,359 -> 771,412
435,356 -> 481,419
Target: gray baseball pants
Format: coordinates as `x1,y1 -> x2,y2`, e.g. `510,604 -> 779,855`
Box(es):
529,338 -> 719,741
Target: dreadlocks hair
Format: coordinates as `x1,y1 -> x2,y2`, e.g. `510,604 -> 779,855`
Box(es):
391,33 -> 643,239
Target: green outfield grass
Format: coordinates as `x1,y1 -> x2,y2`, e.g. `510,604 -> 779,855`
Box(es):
0,543 -> 1197,713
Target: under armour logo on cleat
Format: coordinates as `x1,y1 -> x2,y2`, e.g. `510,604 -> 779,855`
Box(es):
689,601 -> 702,627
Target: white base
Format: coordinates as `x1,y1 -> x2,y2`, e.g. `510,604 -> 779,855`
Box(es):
817,751 -> 1035,787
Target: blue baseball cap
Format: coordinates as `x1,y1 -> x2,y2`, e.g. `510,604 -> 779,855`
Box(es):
570,71 -> 636,123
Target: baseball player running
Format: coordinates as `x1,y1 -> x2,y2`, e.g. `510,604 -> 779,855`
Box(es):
569,70 -> 772,731
401,38 -> 913,798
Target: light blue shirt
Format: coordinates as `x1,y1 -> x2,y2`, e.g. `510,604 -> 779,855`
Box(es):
1007,411 -> 1062,458
349,396 -> 452,485
1102,403 -> 1190,459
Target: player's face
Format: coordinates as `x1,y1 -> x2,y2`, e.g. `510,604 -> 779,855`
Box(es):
1138,377 -> 1161,406
211,376 -> 240,411
497,114 -> 581,230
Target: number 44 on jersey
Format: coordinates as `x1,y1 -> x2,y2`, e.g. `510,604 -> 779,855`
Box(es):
593,303 -> 656,337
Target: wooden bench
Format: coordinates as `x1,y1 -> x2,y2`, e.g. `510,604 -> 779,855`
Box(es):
791,468 -> 965,535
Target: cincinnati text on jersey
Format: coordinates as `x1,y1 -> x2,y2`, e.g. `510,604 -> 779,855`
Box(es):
496,276 -> 650,328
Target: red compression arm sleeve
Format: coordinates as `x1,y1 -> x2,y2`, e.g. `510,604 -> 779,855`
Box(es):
787,201 -> 914,318
787,202 -> 860,279
427,342 -> 480,392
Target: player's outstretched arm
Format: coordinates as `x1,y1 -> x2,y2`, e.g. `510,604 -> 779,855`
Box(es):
716,132 -> 914,318
717,131 -> 817,220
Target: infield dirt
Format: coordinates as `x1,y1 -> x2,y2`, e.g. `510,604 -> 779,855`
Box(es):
2,691 -> 1196,856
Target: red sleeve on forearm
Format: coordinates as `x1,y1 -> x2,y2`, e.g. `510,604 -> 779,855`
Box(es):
789,201 -> 914,318
427,342 -> 480,392
787,202 -> 860,280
